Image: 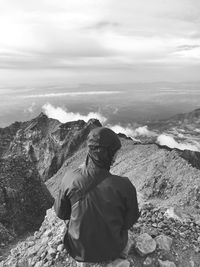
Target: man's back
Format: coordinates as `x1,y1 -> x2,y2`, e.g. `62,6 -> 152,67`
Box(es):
54,164 -> 139,262
54,127 -> 140,263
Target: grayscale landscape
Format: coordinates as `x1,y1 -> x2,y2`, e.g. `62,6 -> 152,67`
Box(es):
0,1 -> 200,267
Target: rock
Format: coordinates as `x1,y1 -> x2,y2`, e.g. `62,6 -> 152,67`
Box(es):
57,244 -> 64,252
179,232 -> 186,238
143,256 -> 153,265
41,236 -> 49,245
27,241 -> 35,247
155,235 -> 173,251
107,259 -> 130,267
48,247 -> 57,257
164,207 -> 182,222
43,229 -> 53,237
34,261 -> 43,267
135,233 -> 156,256
158,259 -> 176,267
26,245 -> 40,257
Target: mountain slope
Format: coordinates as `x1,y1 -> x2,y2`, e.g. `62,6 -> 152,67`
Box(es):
46,140 -> 200,217
1,110 -> 200,266
2,138 -> 200,267
2,113 -> 101,181
0,155 -> 53,242
0,114 -> 102,248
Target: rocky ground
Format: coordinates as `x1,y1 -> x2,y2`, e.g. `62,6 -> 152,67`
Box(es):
1,203 -> 200,267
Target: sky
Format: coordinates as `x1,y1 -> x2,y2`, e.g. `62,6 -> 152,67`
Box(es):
0,0 -> 200,86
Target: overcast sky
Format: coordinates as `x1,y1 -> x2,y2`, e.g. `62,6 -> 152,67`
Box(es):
1,0 -> 200,86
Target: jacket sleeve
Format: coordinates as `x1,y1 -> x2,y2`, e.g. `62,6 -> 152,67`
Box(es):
54,184 -> 71,220
123,180 -> 140,230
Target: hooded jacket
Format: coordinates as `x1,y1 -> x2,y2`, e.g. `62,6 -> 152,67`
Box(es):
54,127 -> 140,262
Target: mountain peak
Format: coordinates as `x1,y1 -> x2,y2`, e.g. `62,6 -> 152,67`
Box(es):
87,118 -> 102,127
36,112 -> 48,120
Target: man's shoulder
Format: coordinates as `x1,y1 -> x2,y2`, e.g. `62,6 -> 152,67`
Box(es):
109,173 -> 129,182
108,173 -> 135,189
61,167 -> 83,187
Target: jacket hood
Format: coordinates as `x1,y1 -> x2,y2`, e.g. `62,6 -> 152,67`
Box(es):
86,127 -> 121,170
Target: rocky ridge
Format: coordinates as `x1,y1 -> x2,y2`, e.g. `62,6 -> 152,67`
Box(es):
3,113 -> 101,181
1,111 -> 200,266
0,114 -> 101,248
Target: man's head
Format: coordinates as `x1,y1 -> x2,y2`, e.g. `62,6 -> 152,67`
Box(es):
87,127 -> 121,170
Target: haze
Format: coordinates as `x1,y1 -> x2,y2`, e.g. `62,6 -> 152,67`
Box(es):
0,0 -> 200,126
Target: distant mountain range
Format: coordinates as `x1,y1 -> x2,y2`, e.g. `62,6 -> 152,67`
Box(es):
149,108 -> 200,146
149,108 -> 200,130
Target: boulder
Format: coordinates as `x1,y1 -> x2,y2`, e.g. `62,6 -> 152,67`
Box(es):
135,233 -> 156,256
158,259 -> 176,267
155,235 -> 173,251
143,256 -> 153,265
107,259 -> 130,267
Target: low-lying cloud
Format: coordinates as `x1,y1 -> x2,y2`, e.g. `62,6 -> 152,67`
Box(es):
110,125 -> 135,137
135,126 -> 155,137
157,134 -> 200,152
42,103 -> 107,124
42,103 -> 156,140
23,91 -> 121,98
110,125 -> 155,139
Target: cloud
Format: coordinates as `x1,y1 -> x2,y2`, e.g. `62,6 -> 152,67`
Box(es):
25,102 -> 36,113
86,21 -> 120,30
110,124 -> 155,139
23,91 -> 121,98
135,126 -> 155,136
157,134 -> 200,151
177,45 -> 200,51
1,0 -> 200,85
1,0 -> 200,74
110,125 -> 135,137
42,103 -> 107,123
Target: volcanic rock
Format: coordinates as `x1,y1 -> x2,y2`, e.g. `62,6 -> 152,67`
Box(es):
158,259 -> 176,267
143,256 -> 153,265
155,235 -> 173,251
135,233 -> 156,256
107,259 -> 130,267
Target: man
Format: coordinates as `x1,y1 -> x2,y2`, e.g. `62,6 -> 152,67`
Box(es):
54,127 -> 140,265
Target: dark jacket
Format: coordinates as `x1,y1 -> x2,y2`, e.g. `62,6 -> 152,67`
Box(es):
54,127 -> 139,262
54,161 -> 139,262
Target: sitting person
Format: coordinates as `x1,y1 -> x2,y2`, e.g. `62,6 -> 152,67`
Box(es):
54,127 -> 140,266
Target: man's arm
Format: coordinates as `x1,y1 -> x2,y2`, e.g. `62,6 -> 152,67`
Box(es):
123,181 -> 140,230
54,186 -> 71,220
